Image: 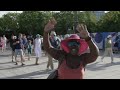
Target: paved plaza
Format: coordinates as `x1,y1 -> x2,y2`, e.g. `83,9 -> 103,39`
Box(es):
0,49 -> 120,79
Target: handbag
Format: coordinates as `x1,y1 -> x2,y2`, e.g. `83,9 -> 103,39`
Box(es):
47,69 -> 58,79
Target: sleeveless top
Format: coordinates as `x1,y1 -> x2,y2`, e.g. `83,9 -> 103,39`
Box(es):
58,60 -> 85,79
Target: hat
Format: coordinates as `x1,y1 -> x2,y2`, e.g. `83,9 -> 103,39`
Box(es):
64,34 -> 70,39
50,31 -> 56,36
36,34 -> 40,38
61,34 -> 88,55
107,35 -> 112,38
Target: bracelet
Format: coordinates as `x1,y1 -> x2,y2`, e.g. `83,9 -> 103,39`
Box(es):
85,37 -> 91,42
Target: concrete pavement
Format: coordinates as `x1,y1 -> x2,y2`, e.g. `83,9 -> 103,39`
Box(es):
0,49 -> 120,79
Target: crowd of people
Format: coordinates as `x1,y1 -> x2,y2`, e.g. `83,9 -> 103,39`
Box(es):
0,32 -> 62,67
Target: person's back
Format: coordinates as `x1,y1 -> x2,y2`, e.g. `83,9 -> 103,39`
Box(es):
35,38 -> 41,49
101,35 -> 114,63
23,37 -> 28,46
50,36 -> 60,49
105,39 -> 112,48
34,34 -> 42,65
9,36 -> 16,50
9,36 -> 16,62
27,40 -> 32,60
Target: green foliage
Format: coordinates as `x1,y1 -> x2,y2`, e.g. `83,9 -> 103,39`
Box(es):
1,11 -> 120,37
0,13 -> 20,34
18,11 -> 51,35
97,11 -> 120,32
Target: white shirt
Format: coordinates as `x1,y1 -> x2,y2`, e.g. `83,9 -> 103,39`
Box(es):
35,38 -> 41,49
3,37 -> 7,43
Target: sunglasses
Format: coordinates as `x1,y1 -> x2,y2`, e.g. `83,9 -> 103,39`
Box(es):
68,41 -> 80,47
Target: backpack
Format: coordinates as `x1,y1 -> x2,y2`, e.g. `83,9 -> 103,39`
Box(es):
47,69 -> 58,79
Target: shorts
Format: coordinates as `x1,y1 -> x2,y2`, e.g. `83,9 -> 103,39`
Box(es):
15,49 -> 23,56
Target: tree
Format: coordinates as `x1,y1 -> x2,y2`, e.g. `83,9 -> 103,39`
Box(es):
18,11 -> 52,36
0,12 -> 20,36
77,11 -> 97,33
97,11 -> 120,32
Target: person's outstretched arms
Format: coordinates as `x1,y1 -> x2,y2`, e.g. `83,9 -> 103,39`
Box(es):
43,18 -> 65,61
76,24 -> 99,65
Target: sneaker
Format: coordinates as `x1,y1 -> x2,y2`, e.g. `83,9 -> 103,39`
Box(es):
35,63 -> 39,65
15,62 -> 18,65
28,58 -> 31,61
46,68 -> 51,71
21,63 -> 25,66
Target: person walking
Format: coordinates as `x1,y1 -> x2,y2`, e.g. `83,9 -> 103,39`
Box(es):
34,34 -> 42,65
9,35 -> 16,62
27,40 -> 33,60
2,35 -> 7,51
101,35 -> 114,63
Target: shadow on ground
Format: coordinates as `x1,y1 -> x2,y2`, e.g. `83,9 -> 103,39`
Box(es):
3,69 -> 53,79
0,61 -> 14,64
86,61 -> 120,71
0,54 -> 11,57
0,61 -> 48,70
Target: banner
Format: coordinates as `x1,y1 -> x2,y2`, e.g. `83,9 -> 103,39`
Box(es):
91,32 -> 119,50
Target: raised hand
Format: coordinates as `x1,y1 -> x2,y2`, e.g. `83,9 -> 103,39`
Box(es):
76,24 -> 90,39
44,17 -> 57,33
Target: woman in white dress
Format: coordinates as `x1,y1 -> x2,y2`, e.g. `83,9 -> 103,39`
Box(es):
34,34 -> 42,65
3,35 -> 7,52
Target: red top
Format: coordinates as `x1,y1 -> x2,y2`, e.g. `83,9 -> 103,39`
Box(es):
58,60 -> 85,79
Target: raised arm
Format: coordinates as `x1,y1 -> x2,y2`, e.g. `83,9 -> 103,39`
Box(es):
43,18 -> 57,51
76,24 -> 99,65
43,18 -> 64,60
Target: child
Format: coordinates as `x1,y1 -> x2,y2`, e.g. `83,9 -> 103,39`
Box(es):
27,40 -> 32,60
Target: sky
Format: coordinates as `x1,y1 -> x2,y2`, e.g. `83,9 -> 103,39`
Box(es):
0,11 -> 108,17
0,11 -> 22,17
